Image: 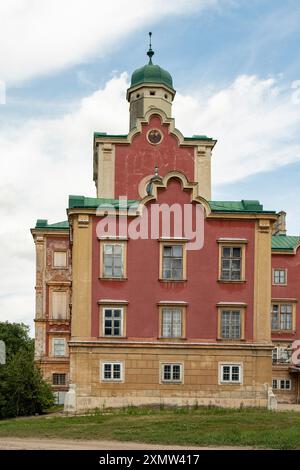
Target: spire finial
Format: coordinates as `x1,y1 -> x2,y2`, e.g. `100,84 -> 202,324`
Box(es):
147,31 -> 154,64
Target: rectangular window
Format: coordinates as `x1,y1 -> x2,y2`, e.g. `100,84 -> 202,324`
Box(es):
271,304 -> 293,331
220,310 -> 241,339
272,347 -> 291,364
52,338 -> 66,356
102,243 -> 125,279
53,251 -> 67,268
279,379 -> 291,390
101,362 -> 123,381
51,291 -> 68,320
161,307 -> 183,338
162,245 -> 183,280
103,308 -> 123,336
221,246 -> 242,281
161,363 -> 183,383
272,379 -> 291,390
273,269 -> 287,285
220,364 -> 242,384
52,373 -> 66,385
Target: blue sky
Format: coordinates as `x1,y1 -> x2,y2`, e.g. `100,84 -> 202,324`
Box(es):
0,0 -> 300,328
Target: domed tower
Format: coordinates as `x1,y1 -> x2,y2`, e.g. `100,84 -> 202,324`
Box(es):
127,33 -> 176,130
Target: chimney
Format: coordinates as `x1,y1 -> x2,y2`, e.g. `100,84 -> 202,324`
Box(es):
273,211 -> 287,235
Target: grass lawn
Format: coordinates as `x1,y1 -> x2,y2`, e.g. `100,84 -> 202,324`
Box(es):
0,407 -> 300,449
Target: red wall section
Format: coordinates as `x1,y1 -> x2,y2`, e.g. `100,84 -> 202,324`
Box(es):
272,250 -> 300,340
91,178 -> 256,342
114,115 -> 195,199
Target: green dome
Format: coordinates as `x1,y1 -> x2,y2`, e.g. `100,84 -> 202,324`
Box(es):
130,63 -> 174,90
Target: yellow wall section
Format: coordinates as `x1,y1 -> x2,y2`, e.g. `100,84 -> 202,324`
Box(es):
253,219 -> 272,343
71,215 -> 92,339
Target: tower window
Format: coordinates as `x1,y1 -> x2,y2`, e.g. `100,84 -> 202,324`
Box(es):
150,90 -> 156,96
136,94 -> 140,98
164,94 -> 168,99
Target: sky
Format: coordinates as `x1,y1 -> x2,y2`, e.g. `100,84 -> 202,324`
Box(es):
0,0 -> 300,331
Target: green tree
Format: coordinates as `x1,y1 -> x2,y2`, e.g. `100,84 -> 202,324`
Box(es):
0,322 -> 54,419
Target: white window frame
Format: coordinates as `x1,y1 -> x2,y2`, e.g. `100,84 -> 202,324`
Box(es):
160,363 -> 183,384
53,250 -> 68,268
272,378 -> 291,391
102,307 -> 124,337
100,361 -> 124,382
219,363 -> 243,384
52,338 -> 66,357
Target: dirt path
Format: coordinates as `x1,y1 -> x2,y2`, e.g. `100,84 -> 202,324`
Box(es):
0,437 -> 251,450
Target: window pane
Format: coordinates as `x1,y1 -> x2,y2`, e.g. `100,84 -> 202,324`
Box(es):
163,246 -> 172,257
222,366 -> 230,381
172,365 -> 181,381
231,366 -> 240,381
222,247 -> 231,258
114,245 -> 122,255
233,247 -> 241,258
104,245 -> 113,254
172,245 -> 183,257
163,365 -> 171,380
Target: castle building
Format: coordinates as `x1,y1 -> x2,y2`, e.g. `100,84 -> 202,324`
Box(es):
31,40 -> 300,409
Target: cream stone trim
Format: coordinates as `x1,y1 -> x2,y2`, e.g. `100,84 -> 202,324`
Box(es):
272,268 -> 288,286
253,219 -> 272,343
194,145 -> 212,200
217,238 -> 248,244
94,108 -> 216,149
139,170 -> 211,217
69,340 -> 273,350
97,143 -> 115,198
70,214 -> 92,338
159,239 -> 187,281
218,242 -> 246,282
271,300 -> 297,332
159,361 -> 184,384
99,305 -> 126,338
99,239 -> 127,279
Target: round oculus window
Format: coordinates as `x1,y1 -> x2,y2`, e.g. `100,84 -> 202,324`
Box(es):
147,129 -> 163,145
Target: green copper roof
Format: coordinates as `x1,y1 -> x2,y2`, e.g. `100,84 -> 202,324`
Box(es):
184,135 -> 214,141
272,235 -> 300,252
94,132 -> 128,139
93,132 -> 214,142
69,195 -> 139,210
209,200 -> 274,213
34,219 -> 69,230
130,62 -> 174,90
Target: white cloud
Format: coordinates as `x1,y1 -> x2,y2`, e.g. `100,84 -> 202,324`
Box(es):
174,75 -> 300,185
0,0 -> 225,84
1,72 -> 300,330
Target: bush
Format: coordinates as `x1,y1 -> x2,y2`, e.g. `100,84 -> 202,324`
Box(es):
0,322 -> 54,419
